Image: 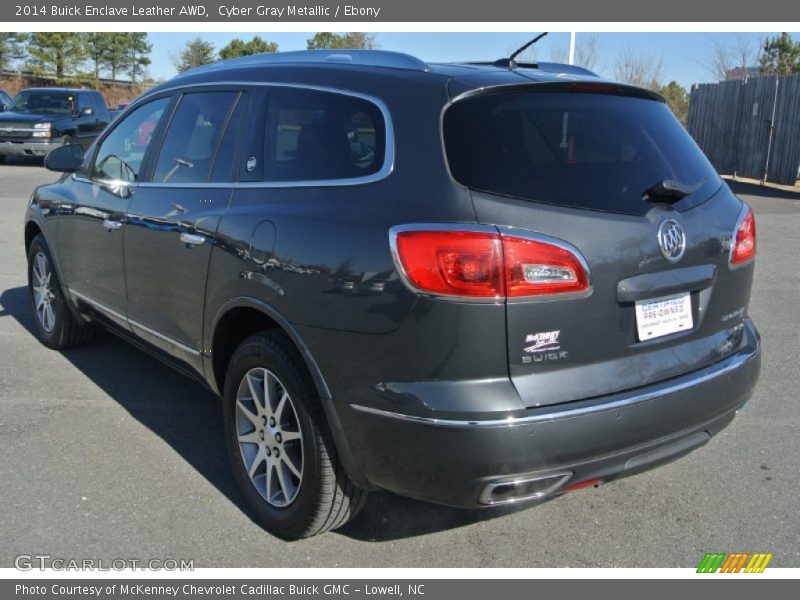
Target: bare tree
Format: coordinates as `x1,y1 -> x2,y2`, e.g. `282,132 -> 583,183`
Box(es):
611,46 -> 664,90
575,34 -> 602,71
705,34 -> 759,82
705,39 -> 735,82
733,33 -> 758,71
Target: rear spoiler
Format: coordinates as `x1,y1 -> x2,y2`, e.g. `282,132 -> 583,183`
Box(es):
450,81 -> 665,104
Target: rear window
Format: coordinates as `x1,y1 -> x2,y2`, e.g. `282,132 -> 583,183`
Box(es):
443,91 -> 719,215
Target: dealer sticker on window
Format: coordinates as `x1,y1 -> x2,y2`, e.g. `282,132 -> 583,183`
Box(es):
635,292 -> 693,341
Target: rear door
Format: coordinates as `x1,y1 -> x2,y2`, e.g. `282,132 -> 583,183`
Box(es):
443,85 -> 755,407
123,87 -> 245,371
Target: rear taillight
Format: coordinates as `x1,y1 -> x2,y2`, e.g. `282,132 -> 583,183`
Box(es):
730,207 -> 756,265
392,227 -> 589,299
393,230 -> 504,298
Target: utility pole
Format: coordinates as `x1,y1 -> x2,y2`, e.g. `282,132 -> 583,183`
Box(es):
568,32 -> 576,65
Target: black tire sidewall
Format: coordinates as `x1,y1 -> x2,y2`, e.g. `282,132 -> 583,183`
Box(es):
27,235 -> 67,348
222,334 -> 327,539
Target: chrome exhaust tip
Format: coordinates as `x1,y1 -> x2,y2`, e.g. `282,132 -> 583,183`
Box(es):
479,471 -> 573,505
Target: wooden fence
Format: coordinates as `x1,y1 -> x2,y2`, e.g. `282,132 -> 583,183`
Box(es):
687,74 -> 800,185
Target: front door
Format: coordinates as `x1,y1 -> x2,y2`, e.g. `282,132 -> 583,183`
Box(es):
58,96 -> 173,327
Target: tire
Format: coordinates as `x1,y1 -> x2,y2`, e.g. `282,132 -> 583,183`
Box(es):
223,331 -> 366,539
27,234 -> 93,350
0,155 -> 6,164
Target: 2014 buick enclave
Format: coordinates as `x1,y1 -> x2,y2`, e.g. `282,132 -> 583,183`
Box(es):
24,50 -> 760,539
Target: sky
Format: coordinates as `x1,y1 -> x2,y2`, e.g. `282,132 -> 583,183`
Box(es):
145,31 -> 799,89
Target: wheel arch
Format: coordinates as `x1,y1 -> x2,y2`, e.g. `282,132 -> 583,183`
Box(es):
207,296 -> 373,490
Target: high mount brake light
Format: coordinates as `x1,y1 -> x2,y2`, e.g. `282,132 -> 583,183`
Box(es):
730,207 -> 756,265
392,228 -> 589,299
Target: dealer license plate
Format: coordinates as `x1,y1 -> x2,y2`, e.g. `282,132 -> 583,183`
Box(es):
634,292 -> 693,341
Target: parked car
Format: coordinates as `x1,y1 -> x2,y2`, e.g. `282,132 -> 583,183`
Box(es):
0,89 -> 11,112
25,50 -> 760,539
0,87 -> 110,163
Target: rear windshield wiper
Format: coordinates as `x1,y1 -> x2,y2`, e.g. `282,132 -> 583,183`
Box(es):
643,178 -> 707,203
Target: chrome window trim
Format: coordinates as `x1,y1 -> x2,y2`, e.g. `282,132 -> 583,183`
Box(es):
115,80 -> 395,189
387,223 -> 593,304
68,288 -> 201,357
350,337 -> 758,429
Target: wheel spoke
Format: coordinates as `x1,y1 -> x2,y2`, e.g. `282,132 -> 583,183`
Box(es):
275,460 -> 290,502
236,399 -> 261,428
282,453 -> 302,479
44,303 -> 55,331
237,430 -> 260,445
36,254 -> 46,280
248,446 -> 266,479
280,429 -> 301,443
246,372 -> 265,415
274,391 -> 288,423
265,458 -> 275,502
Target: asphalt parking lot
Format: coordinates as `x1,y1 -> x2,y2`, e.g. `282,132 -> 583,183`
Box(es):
0,158 -> 798,568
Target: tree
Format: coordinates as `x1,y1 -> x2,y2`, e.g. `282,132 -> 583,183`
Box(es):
759,32 -> 800,76
104,33 -> 132,81
219,36 -> 278,60
0,33 -> 27,71
705,34 -> 759,81
659,81 -> 689,124
173,37 -> 216,73
306,32 -> 378,50
127,33 -> 152,83
548,34 -> 602,71
84,33 -> 112,80
27,33 -> 86,80
611,46 -> 664,91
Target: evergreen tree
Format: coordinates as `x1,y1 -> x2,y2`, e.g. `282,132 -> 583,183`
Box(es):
173,37 -> 216,73
27,32 -> 86,80
219,36 -> 279,60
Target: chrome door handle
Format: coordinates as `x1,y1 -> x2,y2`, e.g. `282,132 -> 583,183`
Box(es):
102,219 -> 122,231
179,232 -> 206,246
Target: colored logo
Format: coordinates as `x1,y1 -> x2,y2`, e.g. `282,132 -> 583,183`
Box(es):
697,552 -> 773,573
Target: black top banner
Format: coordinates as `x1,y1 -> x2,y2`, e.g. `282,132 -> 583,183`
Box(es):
3,0 -> 799,22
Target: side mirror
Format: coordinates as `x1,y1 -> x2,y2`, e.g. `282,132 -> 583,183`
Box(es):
80,107 -> 94,116
45,144 -> 84,172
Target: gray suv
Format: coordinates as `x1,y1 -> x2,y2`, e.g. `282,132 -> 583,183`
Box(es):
25,50 -> 760,539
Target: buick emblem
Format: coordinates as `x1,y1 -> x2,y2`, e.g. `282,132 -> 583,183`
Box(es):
657,219 -> 686,262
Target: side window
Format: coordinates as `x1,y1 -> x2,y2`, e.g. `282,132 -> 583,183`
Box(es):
91,97 -> 170,183
152,91 -> 238,184
265,87 -> 386,182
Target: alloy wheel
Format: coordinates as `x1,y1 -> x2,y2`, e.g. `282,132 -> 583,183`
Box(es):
235,367 -> 304,507
31,252 -> 56,333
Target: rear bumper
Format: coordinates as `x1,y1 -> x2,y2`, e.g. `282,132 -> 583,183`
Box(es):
0,139 -> 59,157
346,319 -> 760,507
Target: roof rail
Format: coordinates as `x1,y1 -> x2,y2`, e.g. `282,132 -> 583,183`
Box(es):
179,50 -> 431,76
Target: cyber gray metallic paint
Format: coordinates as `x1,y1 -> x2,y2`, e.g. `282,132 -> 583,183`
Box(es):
23,58 -> 761,508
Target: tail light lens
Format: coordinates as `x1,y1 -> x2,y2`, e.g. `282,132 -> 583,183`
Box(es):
730,207 -> 756,265
393,228 -> 589,299
393,230 -> 504,298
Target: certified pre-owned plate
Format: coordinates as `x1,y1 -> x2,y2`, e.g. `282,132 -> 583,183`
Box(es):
635,292 -> 693,341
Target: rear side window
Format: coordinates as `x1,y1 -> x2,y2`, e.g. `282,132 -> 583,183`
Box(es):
443,91 -> 719,215
152,91 -> 238,184
264,87 -> 385,182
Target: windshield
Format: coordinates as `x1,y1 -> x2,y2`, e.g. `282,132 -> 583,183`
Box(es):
443,91 -> 720,215
8,92 -> 76,115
